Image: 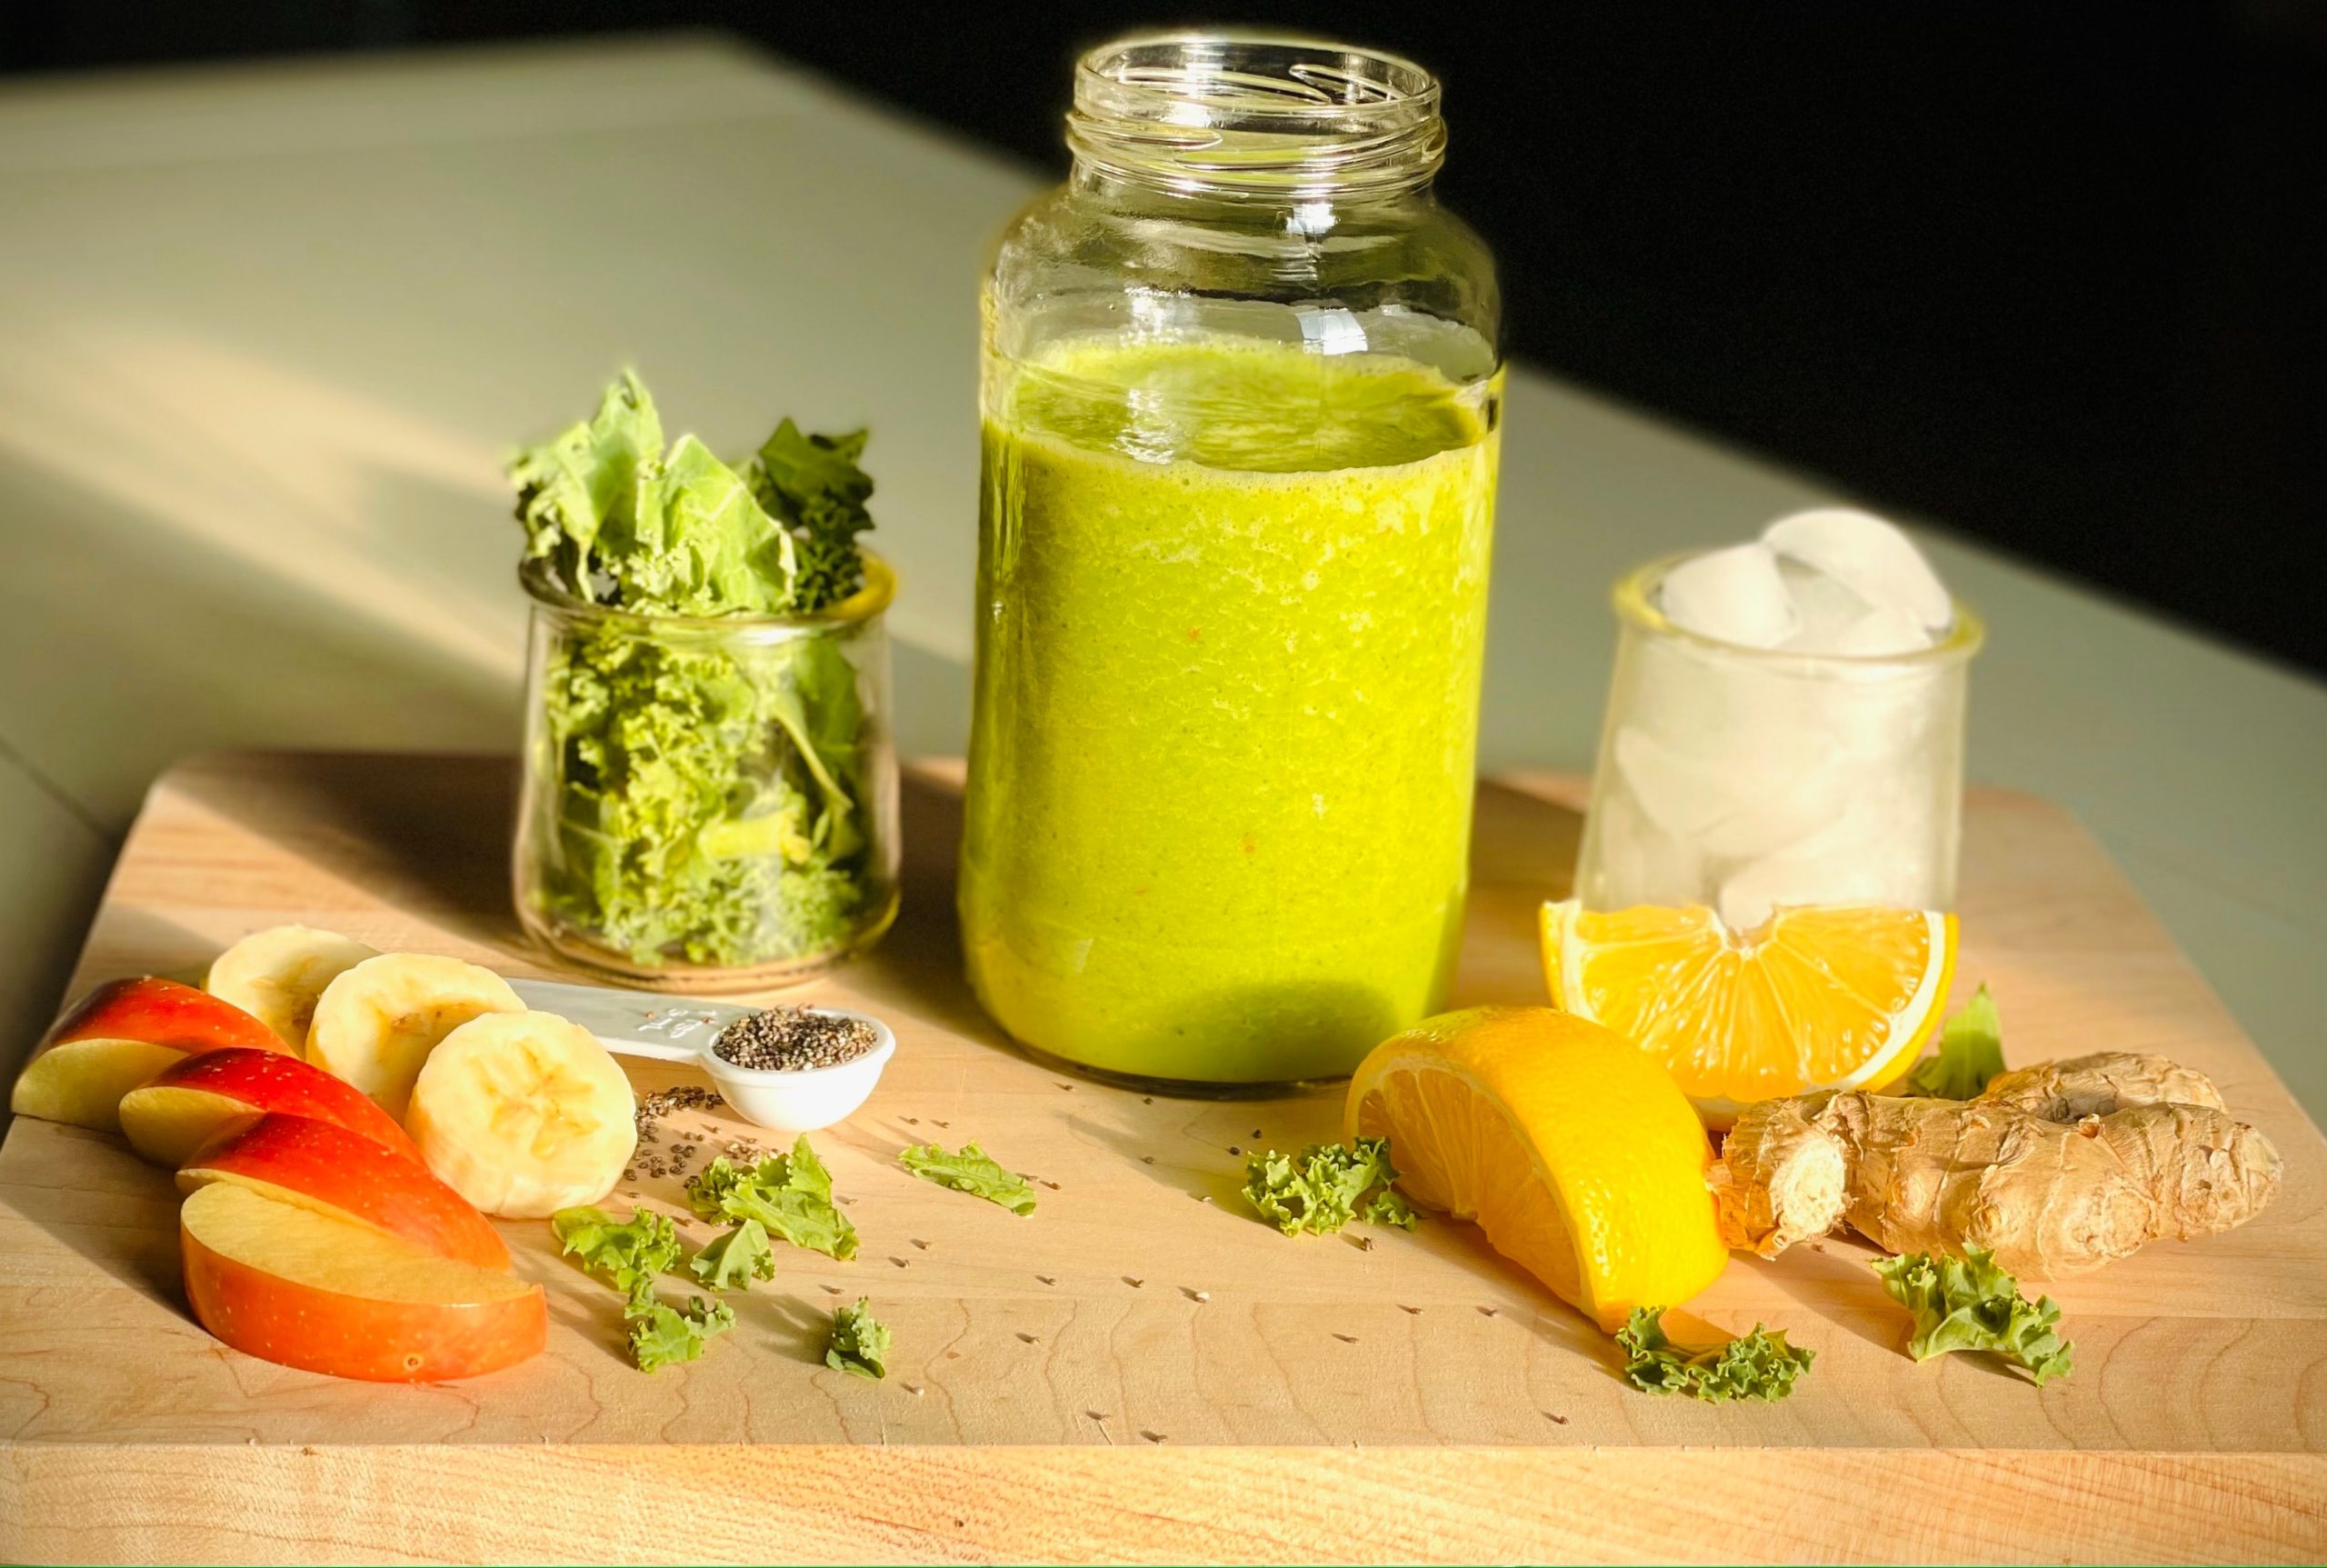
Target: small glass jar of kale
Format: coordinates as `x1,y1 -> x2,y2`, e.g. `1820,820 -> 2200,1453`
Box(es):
509,375 -> 900,990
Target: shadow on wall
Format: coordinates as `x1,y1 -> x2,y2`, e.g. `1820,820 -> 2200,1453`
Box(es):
0,325 -> 527,829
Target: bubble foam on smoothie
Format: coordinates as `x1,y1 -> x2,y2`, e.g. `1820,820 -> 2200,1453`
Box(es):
1001,335 -> 1492,474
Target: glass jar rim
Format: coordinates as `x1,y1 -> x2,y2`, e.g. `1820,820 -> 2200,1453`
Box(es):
1613,553 -> 1985,669
1068,31 -> 1446,200
517,551 -> 896,636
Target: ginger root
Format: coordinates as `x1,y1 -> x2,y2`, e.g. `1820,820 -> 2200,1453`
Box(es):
1710,1051 -> 2282,1277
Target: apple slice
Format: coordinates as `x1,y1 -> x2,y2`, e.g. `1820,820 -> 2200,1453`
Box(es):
119,1046 -> 417,1167
11,977 -> 288,1133
181,1180 -> 544,1383
180,1113 -> 508,1270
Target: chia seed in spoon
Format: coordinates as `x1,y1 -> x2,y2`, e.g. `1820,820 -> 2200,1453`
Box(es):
713,1005 -> 879,1072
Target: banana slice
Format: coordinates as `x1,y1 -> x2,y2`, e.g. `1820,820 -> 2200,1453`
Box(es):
307,954 -> 524,1117
205,924 -> 379,1052
405,1011 -> 636,1219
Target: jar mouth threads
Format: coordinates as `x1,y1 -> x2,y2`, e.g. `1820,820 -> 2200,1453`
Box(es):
1068,33 -> 1447,201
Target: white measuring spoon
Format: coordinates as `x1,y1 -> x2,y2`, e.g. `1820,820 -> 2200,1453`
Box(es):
507,976 -> 894,1136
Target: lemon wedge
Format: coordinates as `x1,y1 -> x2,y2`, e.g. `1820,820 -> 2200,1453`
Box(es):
1541,900 -> 1955,1124
1345,1006 -> 1728,1331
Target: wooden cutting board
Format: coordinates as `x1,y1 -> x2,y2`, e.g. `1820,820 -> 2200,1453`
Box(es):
2,753 -> 2322,1565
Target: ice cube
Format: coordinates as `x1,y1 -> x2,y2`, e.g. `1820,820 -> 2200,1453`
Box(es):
1777,560 -> 1873,649
1823,604 -> 1934,656
1775,559 -> 1934,656
1657,542 -> 1798,649
1576,785 -> 1704,913
1716,797 -> 1938,929
1614,724 -> 1839,860
1763,508 -> 1952,633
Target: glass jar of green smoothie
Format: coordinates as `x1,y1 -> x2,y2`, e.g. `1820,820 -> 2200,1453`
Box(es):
964,33 -> 1503,1090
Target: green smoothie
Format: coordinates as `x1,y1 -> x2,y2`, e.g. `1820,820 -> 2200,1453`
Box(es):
961,334 -> 1500,1084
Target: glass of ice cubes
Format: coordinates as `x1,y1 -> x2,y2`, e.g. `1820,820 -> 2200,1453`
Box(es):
1574,509 -> 1984,929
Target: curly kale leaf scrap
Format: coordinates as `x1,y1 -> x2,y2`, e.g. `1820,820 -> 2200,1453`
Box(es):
684,1136 -> 859,1260
626,1293 -> 736,1374
1362,1187 -> 1420,1230
510,375 -> 875,619
1874,1244 -> 2073,1385
1618,1308 -> 1814,1402
745,419 -> 877,613
1903,984 -> 2006,1100
554,1206 -> 740,1373
552,1204 -> 684,1310
824,1297 -> 892,1380
687,1217 -> 777,1291
614,433 -> 799,614
1243,1136 -> 1414,1237
510,370 -> 665,603
897,1140 -> 1038,1215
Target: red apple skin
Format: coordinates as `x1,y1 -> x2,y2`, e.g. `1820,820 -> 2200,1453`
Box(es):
181,1114 -> 510,1270
119,1047 -> 417,1167
181,1189 -> 544,1383
10,976 -> 290,1132
49,975 -> 285,1054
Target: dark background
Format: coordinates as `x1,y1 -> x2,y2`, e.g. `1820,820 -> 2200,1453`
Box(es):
7,2 -> 2322,673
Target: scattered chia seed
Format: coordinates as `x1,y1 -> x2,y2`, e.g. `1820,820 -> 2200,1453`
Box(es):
632,1084 -> 729,1147
713,1005 -> 879,1072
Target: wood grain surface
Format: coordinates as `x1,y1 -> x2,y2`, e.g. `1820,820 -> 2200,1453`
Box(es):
2,752 -> 2322,1564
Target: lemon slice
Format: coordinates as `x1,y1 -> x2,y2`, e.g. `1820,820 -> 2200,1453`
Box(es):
1541,900 -> 1955,1123
1345,1006 -> 1728,1331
